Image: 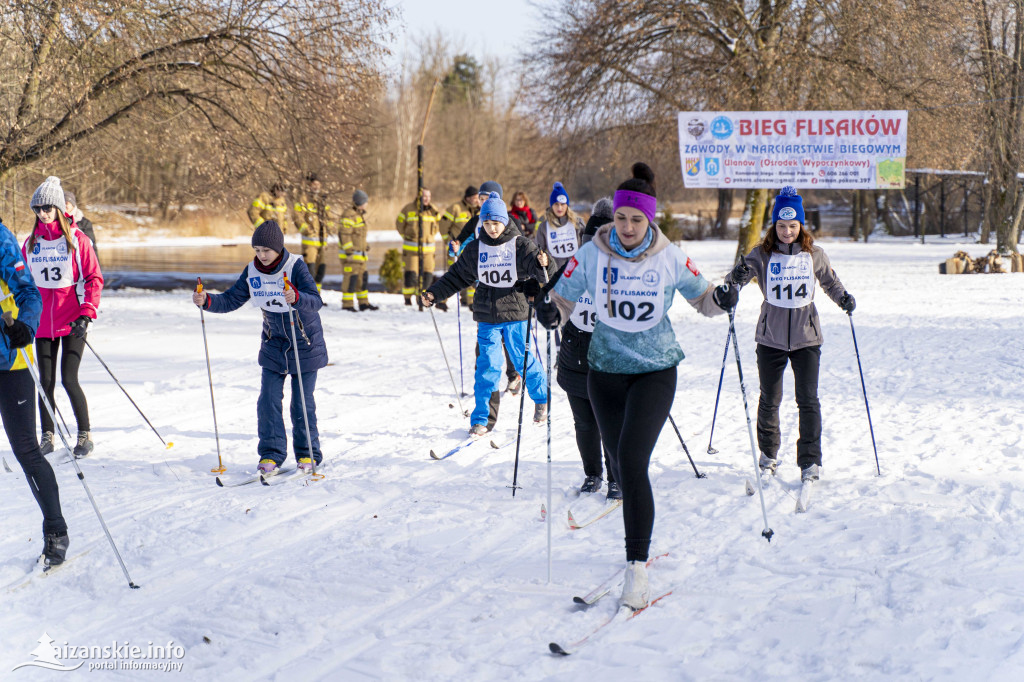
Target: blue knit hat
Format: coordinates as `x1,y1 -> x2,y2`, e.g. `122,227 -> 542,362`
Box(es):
549,182 -> 569,207
478,181 -> 503,198
771,186 -> 805,224
479,192 -> 509,226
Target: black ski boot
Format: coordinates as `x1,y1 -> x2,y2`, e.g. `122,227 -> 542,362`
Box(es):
606,481 -> 622,500
579,475 -> 602,494
42,533 -> 69,567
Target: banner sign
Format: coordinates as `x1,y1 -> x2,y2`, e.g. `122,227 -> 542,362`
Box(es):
677,110 -> 907,189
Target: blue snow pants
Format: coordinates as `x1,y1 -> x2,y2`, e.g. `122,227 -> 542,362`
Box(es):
257,367 -> 322,465
472,320 -> 547,427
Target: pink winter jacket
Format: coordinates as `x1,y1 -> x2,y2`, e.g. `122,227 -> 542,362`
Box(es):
21,219 -> 104,338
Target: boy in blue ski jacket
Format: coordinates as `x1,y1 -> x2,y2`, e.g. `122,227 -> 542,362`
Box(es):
423,192 -> 555,436
191,220 -> 327,473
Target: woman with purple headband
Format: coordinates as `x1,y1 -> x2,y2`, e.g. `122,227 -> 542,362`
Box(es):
536,163 -> 737,610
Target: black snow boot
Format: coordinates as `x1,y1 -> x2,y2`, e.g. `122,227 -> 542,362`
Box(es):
42,533 -> 69,567
579,475 -> 602,494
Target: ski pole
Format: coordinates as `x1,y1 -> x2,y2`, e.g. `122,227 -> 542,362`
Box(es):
428,300 -> 468,416
706,328 -> 731,455
728,309 -> 773,543
3,313 -> 140,588
196,278 -> 224,474
457,296 -> 466,396
543,272 -> 553,583
84,339 -> 173,451
667,414 -> 706,479
848,313 -> 881,476
509,300 -> 534,498
283,275 -> 322,480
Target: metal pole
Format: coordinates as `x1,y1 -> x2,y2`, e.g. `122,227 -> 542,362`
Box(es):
849,314 -> 881,476
196,278 -> 224,474
283,276 -> 321,479
940,178 -> 946,238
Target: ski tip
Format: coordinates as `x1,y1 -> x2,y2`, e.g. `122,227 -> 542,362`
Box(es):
429,450 -> 440,460
215,477 -> 225,487
260,475 -> 272,486
744,479 -> 755,496
490,440 -> 500,449
571,596 -> 587,605
549,643 -> 571,656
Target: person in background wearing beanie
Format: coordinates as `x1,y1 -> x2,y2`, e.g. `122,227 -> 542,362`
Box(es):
555,197 -> 620,499
339,190 -> 378,312
22,176 -> 103,459
536,163 -> 735,610
451,180 -> 524,397
294,173 -> 335,290
191,220 -> 327,474
63,191 -> 98,264
423,192 -> 555,435
1,216 -> 70,568
395,189 -> 442,307
724,186 -> 855,484
248,183 -> 295,235
509,191 -> 537,239
440,186 -> 479,307
535,182 -> 585,269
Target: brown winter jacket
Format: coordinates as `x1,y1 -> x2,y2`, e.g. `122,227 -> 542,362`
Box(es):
727,242 -> 848,351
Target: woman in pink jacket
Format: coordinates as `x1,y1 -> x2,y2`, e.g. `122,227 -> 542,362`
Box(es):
22,176 -> 104,458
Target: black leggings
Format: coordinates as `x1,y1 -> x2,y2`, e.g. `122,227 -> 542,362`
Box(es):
36,335 -> 90,434
756,344 -> 822,469
566,392 -> 615,483
0,369 -> 67,535
588,366 -> 676,562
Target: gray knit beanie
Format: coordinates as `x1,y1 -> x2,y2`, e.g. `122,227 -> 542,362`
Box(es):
251,220 -> 284,253
31,176 -> 65,209
352,190 -> 368,207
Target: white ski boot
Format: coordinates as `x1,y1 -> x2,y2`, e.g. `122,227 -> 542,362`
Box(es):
620,561 -> 650,611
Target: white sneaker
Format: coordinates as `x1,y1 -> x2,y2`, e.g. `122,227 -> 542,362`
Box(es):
620,561 -> 649,610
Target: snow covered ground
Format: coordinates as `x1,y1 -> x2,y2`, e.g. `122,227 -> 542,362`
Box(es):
1,237 -> 1023,680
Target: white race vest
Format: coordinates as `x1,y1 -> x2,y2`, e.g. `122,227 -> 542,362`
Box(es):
570,293 -> 597,332
546,222 -> 579,259
477,240 -> 518,288
593,250 -> 668,332
765,251 -> 814,309
247,253 -> 301,311
27,232 -> 80,290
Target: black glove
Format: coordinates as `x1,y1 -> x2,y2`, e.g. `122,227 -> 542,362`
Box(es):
2,318 -> 34,349
69,315 -> 91,339
729,260 -> 752,284
712,283 -> 739,311
535,298 -> 561,330
839,292 -> 856,313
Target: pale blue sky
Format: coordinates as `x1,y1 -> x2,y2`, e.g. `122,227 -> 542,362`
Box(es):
388,0 -> 543,65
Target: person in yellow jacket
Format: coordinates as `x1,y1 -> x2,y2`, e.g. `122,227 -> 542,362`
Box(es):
395,189 -> 442,308
338,190 -> 378,312
248,183 -> 294,234
440,186 -> 479,307
294,173 -> 335,289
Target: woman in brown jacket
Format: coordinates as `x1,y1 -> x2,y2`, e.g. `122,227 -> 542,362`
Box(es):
726,186 -> 856,483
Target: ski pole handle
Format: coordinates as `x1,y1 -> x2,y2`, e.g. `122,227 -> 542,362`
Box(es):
196,277 -> 203,293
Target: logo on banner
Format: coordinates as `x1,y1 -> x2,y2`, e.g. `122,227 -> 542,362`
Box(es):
779,207 -> 797,220
769,262 -> 781,275
705,158 -> 720,176
686,118 -> 706,139
249,277 -> 262,289
602,267 -> 619,285
710,116 -> 733,140
685,158 -> 701,176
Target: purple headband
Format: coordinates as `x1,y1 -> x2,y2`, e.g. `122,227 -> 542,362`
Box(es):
613,189 -> 657,224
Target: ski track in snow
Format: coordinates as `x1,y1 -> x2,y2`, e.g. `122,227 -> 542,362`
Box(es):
2,238 -> 1024,680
